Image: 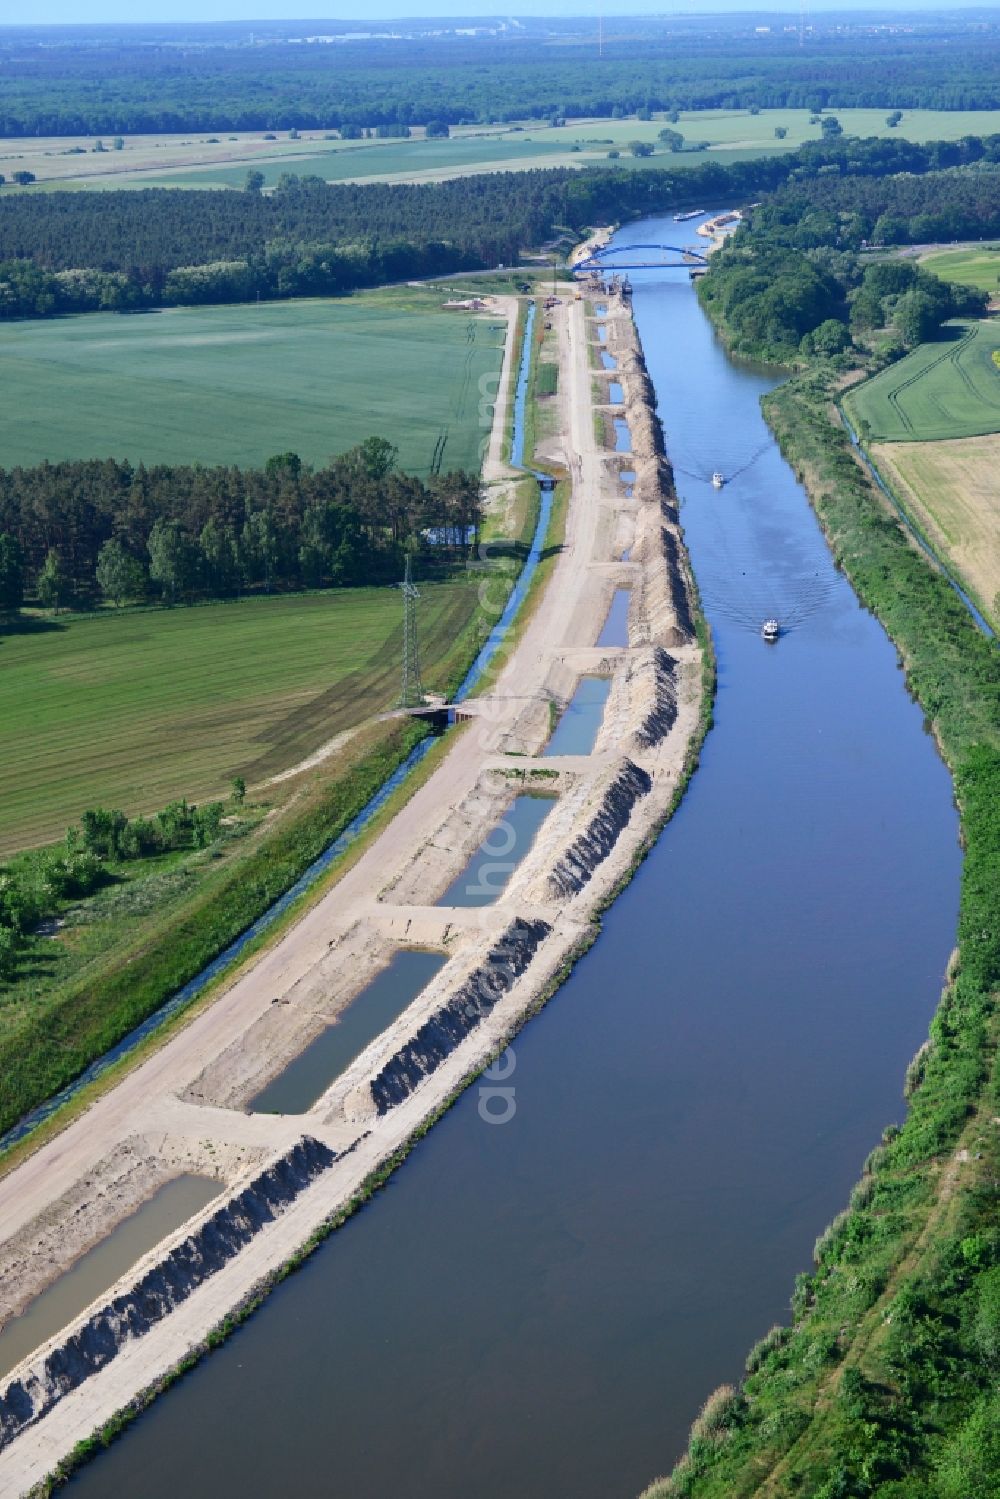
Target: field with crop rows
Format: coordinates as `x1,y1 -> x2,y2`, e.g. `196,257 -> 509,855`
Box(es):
845,319 -> 1000,442
872,434 -> 1000,625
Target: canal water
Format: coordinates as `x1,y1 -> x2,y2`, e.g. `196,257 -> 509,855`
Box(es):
69,215 -> 961,1498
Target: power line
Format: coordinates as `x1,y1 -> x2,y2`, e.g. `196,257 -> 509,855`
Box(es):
398,553 -> 425,708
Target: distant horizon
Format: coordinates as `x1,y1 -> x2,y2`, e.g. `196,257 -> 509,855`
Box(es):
8,1 -> 997,28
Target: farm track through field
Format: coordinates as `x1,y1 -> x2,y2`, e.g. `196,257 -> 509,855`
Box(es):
235,591 -> 475,782
950,327 -> 982,400
0,586 -> 482,853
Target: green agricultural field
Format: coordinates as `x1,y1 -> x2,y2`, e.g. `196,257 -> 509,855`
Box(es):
845,319 -> 1000,442
134,135 -> 573,188
920,244 -> 1000,294
129,109 -> 1000,187
0,583 -> 480,853
0,128 -> 325,188
11,107 -> 1000,191
0,292 -> 503,474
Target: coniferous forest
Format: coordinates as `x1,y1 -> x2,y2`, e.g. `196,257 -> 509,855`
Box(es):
4,15 -> 1000,135
0,446 -> 483,612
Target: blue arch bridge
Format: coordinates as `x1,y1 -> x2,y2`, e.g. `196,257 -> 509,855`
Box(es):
574,242 -> 708,272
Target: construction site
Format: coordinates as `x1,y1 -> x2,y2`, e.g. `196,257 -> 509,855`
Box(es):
0,275 -> 706,1493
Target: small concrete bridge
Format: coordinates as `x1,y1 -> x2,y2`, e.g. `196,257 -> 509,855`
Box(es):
395,700 -> 481,730
574,242 -> 708,272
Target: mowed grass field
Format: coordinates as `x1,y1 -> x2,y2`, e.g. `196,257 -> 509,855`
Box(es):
0,293 -> 503,474
8,107 -> 1000,191
0,584 -> 480,854
920,245 -> 1000,295
845,319 -> 1000,442
872,435 -> 1000,625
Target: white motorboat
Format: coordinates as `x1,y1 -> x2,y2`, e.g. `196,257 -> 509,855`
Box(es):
762,618 -> 780,642
711,471 -> 725,489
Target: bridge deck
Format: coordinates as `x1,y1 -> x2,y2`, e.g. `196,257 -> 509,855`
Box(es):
576,260 -> 696,270
575,241 -> 707,272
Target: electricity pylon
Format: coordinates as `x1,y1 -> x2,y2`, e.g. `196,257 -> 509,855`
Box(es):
398,554 -> 425,708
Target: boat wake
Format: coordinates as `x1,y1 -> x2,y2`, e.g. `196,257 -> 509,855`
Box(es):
697,563 -> 836,636
673,440 -> 772,489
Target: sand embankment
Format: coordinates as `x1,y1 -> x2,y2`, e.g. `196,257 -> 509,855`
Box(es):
0,287 -> 704,1495
569,225 -> 615,267
697,210 -> 742,254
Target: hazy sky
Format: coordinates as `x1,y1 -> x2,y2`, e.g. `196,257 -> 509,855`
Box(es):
6,0 -> 979,27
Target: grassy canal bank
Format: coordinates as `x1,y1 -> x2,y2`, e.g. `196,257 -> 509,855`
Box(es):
645,349 -> 1000,1497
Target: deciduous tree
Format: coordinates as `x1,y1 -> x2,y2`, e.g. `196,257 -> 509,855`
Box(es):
148,519 -> 198,604
37,548 -> 68,611
96,538 -> 145,606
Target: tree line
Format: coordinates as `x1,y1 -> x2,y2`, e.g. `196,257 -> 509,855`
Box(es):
0,237 -> 484,319
5,22 -> 1000,136
0,440 -> 483,613
2,137 -> 998,319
